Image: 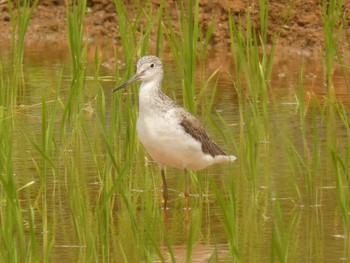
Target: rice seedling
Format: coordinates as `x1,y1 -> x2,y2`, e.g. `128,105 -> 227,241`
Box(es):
228,7 -> 273,118
286,66 -> 324,205
29,97 -> 61,262
228,3 -> 279,199
0,97 -> 27,262
210,177 -> 240,262
325,101 -> 350,234
0,1 -> 40,262
7,0 -> 39,104
163,0 -> 216,113
270,199 -> 301,262
322,0 -> 345,97
62,0 -> 88,127
322,0 -> 350,239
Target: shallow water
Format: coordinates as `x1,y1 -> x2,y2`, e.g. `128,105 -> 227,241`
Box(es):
1,43 -> 350,262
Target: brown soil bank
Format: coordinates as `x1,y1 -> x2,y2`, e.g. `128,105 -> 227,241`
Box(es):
0,0 -> 349,55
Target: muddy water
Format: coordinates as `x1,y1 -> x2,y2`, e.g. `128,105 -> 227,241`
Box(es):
1,43 -> 349,262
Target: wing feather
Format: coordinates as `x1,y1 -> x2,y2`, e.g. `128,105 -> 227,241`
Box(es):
180,114 -> 226,157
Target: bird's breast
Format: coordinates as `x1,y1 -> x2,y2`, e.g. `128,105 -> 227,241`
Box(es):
136,109 -> 172,145
136,109 -> 210,170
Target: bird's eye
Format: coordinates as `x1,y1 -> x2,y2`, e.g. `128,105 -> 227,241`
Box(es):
150,63 -> 155,68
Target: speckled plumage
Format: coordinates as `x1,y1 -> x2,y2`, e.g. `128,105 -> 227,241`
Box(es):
113,55 -> 236,209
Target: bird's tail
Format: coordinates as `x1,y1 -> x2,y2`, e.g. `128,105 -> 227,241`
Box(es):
213,154 -> 237,164
228,155 -> 237,162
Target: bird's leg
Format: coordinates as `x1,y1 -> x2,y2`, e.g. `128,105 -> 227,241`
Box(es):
161,168 -> 168,209
184,169 -> 190,209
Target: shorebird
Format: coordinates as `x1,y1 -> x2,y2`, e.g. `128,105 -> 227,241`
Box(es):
113,55 -> 236,209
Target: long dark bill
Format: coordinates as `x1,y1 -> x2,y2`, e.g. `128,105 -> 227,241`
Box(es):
113,73 -> 141,92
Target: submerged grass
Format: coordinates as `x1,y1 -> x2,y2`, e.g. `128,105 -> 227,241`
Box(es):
8,0 -> 39,104
1,0 -> 350,262
228,1 -> 277,204
322,0 -> 350,237
163,0 -> 216,113
0,1 -> 39,262
0,100 -> 27,262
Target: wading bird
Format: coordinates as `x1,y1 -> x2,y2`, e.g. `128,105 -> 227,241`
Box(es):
113,56 -> 236,209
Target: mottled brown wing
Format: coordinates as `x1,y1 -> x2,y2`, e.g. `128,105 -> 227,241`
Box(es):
180,114 -> 226,157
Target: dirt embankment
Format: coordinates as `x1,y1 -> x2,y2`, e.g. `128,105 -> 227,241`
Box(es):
0,0 -> 349,56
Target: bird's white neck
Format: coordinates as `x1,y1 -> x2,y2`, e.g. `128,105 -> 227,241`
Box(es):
138,79 -> 163,114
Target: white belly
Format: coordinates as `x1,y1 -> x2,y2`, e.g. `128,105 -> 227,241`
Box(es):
136,113 -> 215,170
